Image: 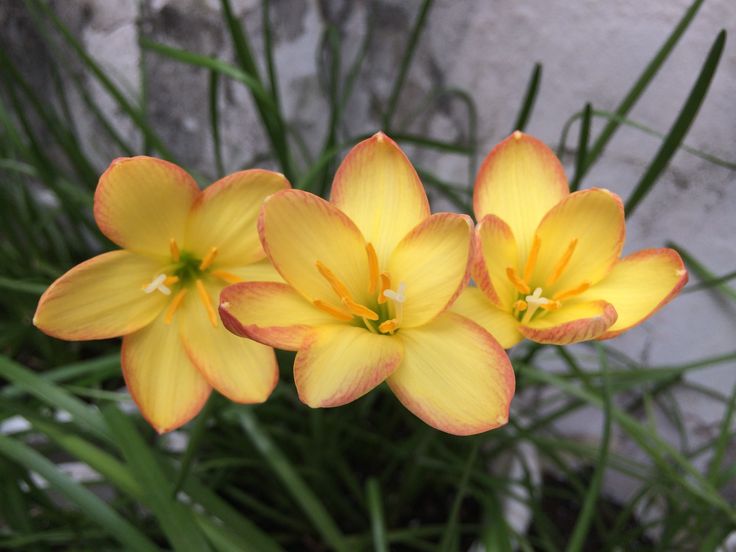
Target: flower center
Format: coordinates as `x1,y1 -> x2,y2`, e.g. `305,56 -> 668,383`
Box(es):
141,238 -> 242,328
312,242 -> 405,335
506,234 -> 590,323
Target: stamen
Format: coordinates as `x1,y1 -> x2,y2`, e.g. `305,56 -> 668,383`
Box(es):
195,279 -> 218,328
513,299 -> 528,312
164,289 -> 187,324
342,297 -> 379,321
163,275 -> 179,286
211,270 -> 243,284
199,247 -> 218,271
546,238 -> 578,286
313,299 -> 353,321
366,243 -> 379,294
523,234 -> 541,282
378,272 -> 391,304
143,274 -> 171,296
316,260 -> 353,301
170,238 -> 180,262
541,300 -> 561,311
506,267 -> 531,295
552,281 -> 591,302
379,319 -> 398,334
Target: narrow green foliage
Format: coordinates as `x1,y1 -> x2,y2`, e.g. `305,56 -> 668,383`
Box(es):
625,30 -> 726,217
512,63 -> 543,133
570,102 -> 592,192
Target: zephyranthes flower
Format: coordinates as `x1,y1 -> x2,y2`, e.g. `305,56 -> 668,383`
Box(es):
219,133 -> 515,435
34,157 -> 288,432
453,131 -> 688,347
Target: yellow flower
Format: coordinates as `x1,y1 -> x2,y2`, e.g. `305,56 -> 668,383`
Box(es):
34,157 -> 289,433
452,131 -> 688,347
220,133 -> 515,435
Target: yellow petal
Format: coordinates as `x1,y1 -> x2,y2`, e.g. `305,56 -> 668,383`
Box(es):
222,258 -> 284,283
259,189 -> 370,304
473,132 -> 568,255
579,248 -> 688,339
94,157 -> 199,257
519,300 -> 617,345
388,312 -> 515,436
122,316 -> 211,433
34,251 -> 168,340
294,325 -> 403,407
532,188 -> 625,293
178,284 -> 278,404
388,213 -> 473,328
450,286 -> 524,349
220,282 -> 336,350
474,214 -> 520,309
330,133 -> 430,266
186,170 -> 289,267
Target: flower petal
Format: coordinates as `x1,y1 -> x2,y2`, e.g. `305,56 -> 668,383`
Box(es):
224,258 -> 284,283
94,157 -> 199,257
178,284 -> 278,404
388,213 -> 473,328
518,300 -> 617,345
220,282 -> 336,350
34,251 -> 168,340
473,214 -> 519,309
259,189 -> 371,304
122,316 -> 211,434
532,188 -> 625,293
450,286 -> 524,349
294,325 -> 404,407
388,312 -> 515,436
330,133 -> 430,266
473,132 -> 568,254
579,248 -> 687,339
186,170 -> 289,267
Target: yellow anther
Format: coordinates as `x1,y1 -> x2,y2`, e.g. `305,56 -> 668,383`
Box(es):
316,260 -> 353,301
199,247 -> 218,271
378,272 -> 391,304
342,297 -> 379,321
506,267 -> 531,295
541,300 -> 561,312
379,319 -> 398,333
366,243 -> 379,294
313,299 -> 353,321
546,238 -> 578,286
552,281 -> 591,302
164,289 -> 187,325
513,299 -> 528,312
523,234 -> 541,282
195,279 -> 218,328
170,238 -> 180,262
163,275 -> 179,286
211,270 -> 243,284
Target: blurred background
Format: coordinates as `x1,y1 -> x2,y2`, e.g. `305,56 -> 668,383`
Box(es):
1,1 -> 735,550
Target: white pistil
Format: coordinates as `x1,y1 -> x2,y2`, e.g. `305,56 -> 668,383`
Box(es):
521,287 -> 549,325
143,274 -> 171,296
383,282 -> 406,324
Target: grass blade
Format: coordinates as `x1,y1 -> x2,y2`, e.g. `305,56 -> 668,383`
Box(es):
238,408 -> 349,552
102,404 -> 211,552
565,344 -> 613,552
382,0 -> 434,130
570,102 -> 592,192
580,0 -> 706,179
625,30 -> 726,217
0,434 -> 160,552
366,478 -> 389,552
512,62 -> 542,132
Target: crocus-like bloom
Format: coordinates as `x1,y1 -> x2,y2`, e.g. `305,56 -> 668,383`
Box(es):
219,133 -> 514,435
452,131 -> 688,347
34,157 -> 289,432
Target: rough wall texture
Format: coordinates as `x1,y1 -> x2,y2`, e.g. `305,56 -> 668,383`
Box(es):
2,0 -> 735,509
